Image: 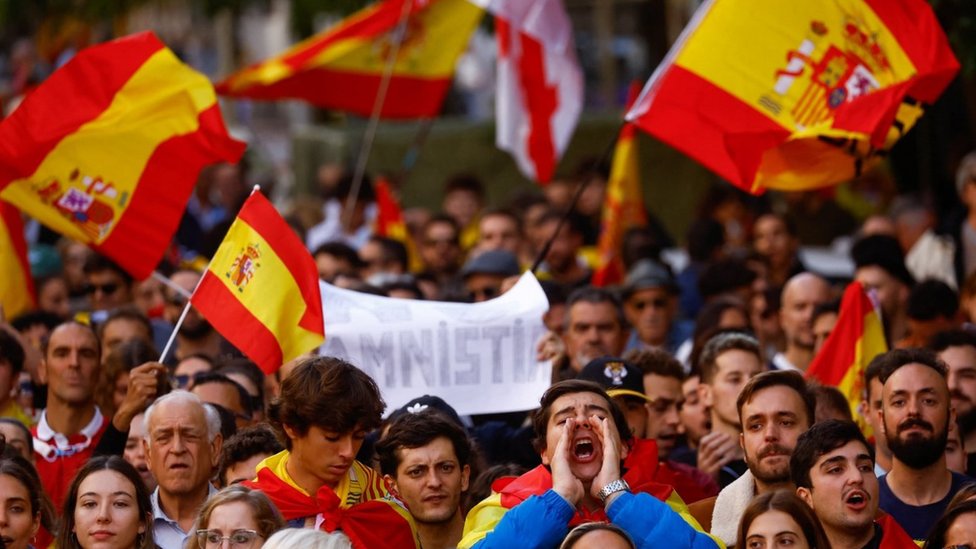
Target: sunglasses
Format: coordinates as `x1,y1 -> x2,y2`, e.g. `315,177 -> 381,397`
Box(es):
84,282 -> 120,295
467,287 -> 499,301
631,297 -> 669,311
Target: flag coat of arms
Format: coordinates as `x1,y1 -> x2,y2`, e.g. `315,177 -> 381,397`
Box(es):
0,32 -> 245,279
626,0 -> 959,194
806,281 -> 887,436
191,191 -> 325,374
216,0 -> 483,119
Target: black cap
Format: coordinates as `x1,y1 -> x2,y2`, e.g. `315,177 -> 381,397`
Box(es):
387,395 -> 464,428
461,250 -> 521,279
577,357 -> 649,402
622,259 -> 678,299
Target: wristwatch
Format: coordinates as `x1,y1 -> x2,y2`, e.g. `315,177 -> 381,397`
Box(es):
598,479 -> 630,503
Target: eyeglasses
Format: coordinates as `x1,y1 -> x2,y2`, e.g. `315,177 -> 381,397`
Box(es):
630,297 -> 668,311
196,529 -> 260,548
467,287 -> 499,301
84,282 -> 120,295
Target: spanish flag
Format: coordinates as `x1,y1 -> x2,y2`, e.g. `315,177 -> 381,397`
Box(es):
626,0 -> 958,194
216,0 -> 483,119
0,32 -> 245,279
0,203 -> 35,318
191,190 -> 324,374
592,83 -> 646,287
373,176 -> 422,272
806,281 -> 887,436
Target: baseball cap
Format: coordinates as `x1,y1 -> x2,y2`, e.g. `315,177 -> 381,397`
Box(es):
577,357 -> 650,402
460,250 -> 521,279
622,259 -> 678,299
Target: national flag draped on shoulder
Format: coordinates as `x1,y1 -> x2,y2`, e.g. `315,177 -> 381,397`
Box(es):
191,190 -> 325,374
806,281 -> 887,436
626,0 -> 959,194
216,0 -> 484,119
0,32 -> 245,279
0,203 -> 34,318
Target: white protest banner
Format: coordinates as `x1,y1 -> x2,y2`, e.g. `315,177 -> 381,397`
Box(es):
318,272 -> 551,416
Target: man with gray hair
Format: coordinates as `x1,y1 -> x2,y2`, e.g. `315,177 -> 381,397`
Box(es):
143,390 -> 222,549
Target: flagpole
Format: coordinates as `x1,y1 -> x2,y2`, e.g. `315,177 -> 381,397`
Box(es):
530,119 -> 627,274
342,0 -> 415,233
154,181 -> 258,365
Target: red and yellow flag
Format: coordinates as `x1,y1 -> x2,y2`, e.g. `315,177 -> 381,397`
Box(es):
806,281 -> 887,436
191,190 -> 324,374
216,0 -> 483,119
0,203 -> 35,318
0,32 -> 245,279
373,176 -> 422,272
626,0 -> 958,194
593,83 -> 647,287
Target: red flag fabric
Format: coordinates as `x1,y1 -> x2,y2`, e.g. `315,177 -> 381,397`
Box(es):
626,0 -> 959,194
806,281 -> 887,435
0,32 -> 244,278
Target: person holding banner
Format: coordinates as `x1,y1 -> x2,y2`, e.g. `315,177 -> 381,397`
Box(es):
244,356 -> 419,548
458,379 -> 719,549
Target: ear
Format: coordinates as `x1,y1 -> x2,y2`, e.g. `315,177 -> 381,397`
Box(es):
38,358 -> 48,385
383,474 -> 399,498
857,400 -> 869,421
739,432 -> 745,452
460,465 -> 471,493
210,433 -> 223,467
796,486 -> 814,507
283,424 -> 299,443
142,438 -> 153,469
699,382 -> 714,408
30,512 -> 40,538
877,407 -> 886,437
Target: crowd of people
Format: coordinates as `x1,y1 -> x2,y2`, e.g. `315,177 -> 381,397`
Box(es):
5,154 -> 976,548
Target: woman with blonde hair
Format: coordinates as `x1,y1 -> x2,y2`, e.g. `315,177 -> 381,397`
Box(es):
186,485 -> 285,549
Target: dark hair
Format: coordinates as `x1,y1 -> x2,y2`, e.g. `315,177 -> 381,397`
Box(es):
0,450 -> 56,535
564,286 -> 627,331
98,307 -> 153,344
268,356 -> 385,449
698,258 -> 757,301
624,348 -> 684,381
907,280 -> 959,321
872,348 -> 947,384
790,419 -> 873,490
924,495 -> 976,548
376,410 -> 475,476
736,370 -> 815,427
218,424 -> 284,487
82,253 -> 134,284
850,234 -> 915,287
184,485 -> 285,549
217,358 -> 266,414
366,236 -> 409,272
312,242 -> 365,270
443,173 -> 485,201
193,372 -> 253,417
463,463 -> 525,512
928,328 -> 976,353
531,380 -> 631,453
686,218 -> 726,263
737,490 -> 831,549
0,418 -> 34,454
699,331 -> 762,384
811,299 -> 840,326
810,382 -> 854,422
0,328 -> 25,374
560,522 -> 636,549
57,456 -> 154,549
479,208 -> 523,234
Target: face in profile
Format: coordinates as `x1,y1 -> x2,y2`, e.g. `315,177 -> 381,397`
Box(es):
745,509 -> 810,549
72,469 -> 145,549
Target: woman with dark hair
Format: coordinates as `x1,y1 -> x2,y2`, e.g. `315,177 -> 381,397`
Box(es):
0,451 -> 56,549
56,455 -> 154,549
96,339 -> 158,418
559,522 -> 636,549
185,485 -> 285,549
737,490 -> 830,549
925,498 -> 976,549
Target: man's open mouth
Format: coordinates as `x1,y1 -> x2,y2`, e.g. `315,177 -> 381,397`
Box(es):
574,437 -> 595,460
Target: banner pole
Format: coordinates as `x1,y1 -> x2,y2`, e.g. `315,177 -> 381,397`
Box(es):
530,119 -> 626,274
158,300 -> 191,365
342,0 -> 415,233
